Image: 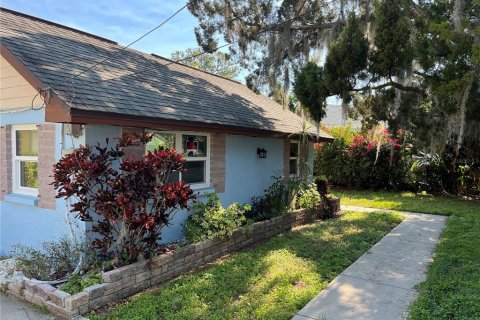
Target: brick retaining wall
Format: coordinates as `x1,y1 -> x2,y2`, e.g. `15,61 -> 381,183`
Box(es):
6,199 -> 340,319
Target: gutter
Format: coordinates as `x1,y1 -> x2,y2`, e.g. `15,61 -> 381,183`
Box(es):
68,108 -> 333,141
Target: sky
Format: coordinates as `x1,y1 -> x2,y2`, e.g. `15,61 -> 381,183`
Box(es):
2,0 -> 201,58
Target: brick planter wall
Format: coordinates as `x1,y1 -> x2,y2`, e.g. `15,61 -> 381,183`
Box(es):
6,198 -> 340,319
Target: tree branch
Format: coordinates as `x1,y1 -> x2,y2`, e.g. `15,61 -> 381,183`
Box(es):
352,80 -> 425,93
289,21 -> 345,31
225,0 -> 262,28
293,0 -> 309,18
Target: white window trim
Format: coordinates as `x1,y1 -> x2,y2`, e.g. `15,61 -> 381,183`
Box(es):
12,124 -> 39,196
147,130 -> 211,190
289,140 -> 299,178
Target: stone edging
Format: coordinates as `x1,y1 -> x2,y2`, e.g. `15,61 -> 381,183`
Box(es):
6,198 -> 340,319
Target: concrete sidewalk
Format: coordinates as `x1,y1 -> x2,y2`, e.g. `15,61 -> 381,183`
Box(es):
0,294 -> 56,320
292,206 -> 447,320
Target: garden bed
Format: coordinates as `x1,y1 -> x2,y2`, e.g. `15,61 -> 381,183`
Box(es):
5,199 -> 339,319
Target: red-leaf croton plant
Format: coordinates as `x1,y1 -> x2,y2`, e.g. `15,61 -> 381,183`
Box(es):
52,132 -> 195,266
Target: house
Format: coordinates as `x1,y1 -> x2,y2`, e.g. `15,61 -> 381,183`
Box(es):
322,104 -> 362,128
0,8 -> 332,255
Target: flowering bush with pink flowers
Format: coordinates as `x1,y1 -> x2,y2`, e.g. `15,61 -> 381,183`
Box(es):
316,126 -> 479,195
315,129 -> 414,189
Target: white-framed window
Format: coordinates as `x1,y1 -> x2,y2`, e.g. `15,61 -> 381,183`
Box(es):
145,131 -> 210,189
289,140 -> 299,177
12,124 -> 39,196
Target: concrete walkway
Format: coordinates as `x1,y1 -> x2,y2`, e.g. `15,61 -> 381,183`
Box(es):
292,205 -> 447,320
0,294 -> 55,320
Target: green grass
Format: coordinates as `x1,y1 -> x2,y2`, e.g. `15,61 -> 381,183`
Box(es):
32,303 -> 50,315
408,213 -> 480,319
333,188 -> 479,216
94,211 -> 403,320
332,188 -> 480,319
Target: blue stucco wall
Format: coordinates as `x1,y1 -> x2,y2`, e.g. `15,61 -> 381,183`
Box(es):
0,200 -> 79,255
0,109 -> 85,255
220,135 -> 284,205
0,108 -> 46,126
84,125 -> 120,146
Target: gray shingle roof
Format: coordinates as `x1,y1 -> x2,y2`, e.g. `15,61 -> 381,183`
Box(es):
0,8 -> 332,139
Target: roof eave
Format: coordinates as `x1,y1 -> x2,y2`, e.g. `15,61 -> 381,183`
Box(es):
67,108 -> 332,141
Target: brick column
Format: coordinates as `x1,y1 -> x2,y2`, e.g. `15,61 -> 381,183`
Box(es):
283,139 -> 290,178
210,134 -> 226,193
37,123 -> 57,209
0,125 -> 12,200
121,127 -> 145,159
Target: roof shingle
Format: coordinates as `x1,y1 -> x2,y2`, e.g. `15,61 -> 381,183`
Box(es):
0,8 -> 332,139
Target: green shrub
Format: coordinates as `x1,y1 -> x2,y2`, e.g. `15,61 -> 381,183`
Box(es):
322,123 -> 360,144
60,272 -> 103,295
297,182 -> 321,209
314,125 -> 361,185
11,236 -> 81,281
409,147 -> 480,196
315,138 -> 352,186
184,193 -> 251,243
246,176 -> 299,221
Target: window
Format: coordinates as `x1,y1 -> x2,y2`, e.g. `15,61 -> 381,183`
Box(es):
145,131 -> 210,188
145,132 -> 175,152
12,125 -> 39,196
289,141 -> 299,177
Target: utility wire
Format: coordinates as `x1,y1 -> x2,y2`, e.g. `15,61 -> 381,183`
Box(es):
70,2 -> 189,80
91,12 -> 307,84
92,42 -> 231,84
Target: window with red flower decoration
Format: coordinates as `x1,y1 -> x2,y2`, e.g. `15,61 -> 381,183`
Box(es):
145,131 -> 210,188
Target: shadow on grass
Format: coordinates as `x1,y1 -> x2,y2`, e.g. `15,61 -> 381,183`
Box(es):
96,211 -> 402,320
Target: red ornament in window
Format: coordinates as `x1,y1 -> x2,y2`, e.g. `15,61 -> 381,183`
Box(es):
186,139 -> 198,156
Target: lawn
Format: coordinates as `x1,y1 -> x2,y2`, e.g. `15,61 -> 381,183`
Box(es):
333,188 -> 479,216
333,188 -> 480,320
93,211 -> 403,320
